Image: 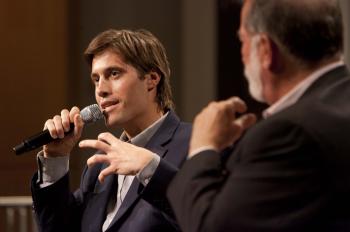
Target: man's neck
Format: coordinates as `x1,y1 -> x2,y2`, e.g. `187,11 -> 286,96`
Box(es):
268,57 -> 341,104
263,58 -> 343,118
123,108 -> 164,139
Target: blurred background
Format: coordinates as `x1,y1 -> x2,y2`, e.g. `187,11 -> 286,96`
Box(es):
0,0 -> 348,230
0,0 -> 260,197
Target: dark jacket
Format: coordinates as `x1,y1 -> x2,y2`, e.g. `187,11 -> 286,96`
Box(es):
32,111 -> 191,232
168,66 -> 350,232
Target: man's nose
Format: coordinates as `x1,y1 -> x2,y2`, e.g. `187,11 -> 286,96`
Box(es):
96,78 -> 110,97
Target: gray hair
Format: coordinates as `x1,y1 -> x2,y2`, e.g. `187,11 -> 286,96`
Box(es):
245,0 -> 343,67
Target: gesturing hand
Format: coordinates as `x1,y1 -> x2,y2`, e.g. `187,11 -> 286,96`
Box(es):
79,132 -> 154,183
189,97 -> 257,156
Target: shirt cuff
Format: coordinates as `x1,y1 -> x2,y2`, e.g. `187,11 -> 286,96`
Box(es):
136,153 -> 160,186
188,145 -> 218,158
37,151 -> 69,188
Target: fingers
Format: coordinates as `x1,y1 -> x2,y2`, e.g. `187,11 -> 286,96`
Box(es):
53,115 -> 65,139
97,132 -> 119,145
87,154 -> 110,168
61,109 -> 71,132
79,139 -> 111,152
69,106 -> 80,122
87,154 -> 114,183
190,97 -> 255,152
205,97 -> 247,120
98,165 -> 116,183
67,106 -> 82,137
44,119 -> 58,139
43,106 -> 81,140
228,113 -> 257,145
73,115 -> 84,138
235,113 -> 257,130
225,96 -> 247,114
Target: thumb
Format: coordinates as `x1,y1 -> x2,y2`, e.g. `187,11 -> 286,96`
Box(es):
227,113 -> 256,147
235,113 -> 257,131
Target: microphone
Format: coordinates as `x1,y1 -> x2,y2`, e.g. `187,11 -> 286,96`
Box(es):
13,104 -> 104,155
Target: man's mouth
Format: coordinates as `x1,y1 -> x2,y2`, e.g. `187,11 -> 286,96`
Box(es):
100,100 -> 119,112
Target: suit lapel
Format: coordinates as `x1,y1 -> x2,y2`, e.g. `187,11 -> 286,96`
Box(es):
106,110 -> 180,230
144,110 -> 180,150
82,169 -> 117,232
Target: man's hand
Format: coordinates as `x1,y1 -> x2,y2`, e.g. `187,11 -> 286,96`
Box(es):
43,106 -> 84,157
79,132 -> 154,183
189,97 -> 256,157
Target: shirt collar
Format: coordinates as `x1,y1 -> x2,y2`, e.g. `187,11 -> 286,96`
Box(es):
263,60 -> 344,118
120,111 -> 169,147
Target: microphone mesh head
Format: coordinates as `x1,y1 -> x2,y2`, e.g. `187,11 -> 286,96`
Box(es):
80,104 -> 104,123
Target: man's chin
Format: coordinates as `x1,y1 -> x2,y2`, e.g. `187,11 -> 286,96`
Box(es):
104,115 -> 123,128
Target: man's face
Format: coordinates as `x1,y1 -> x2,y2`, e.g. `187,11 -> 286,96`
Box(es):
91,49 -> 151,129
239,0 -> 266,103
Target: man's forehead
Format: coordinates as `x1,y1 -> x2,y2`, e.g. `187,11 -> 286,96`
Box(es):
91,53 -> 126,71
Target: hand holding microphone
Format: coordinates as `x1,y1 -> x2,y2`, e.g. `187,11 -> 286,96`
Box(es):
13,104 -> 103,156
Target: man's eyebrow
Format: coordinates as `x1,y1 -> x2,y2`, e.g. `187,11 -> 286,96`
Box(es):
90,65 -> 125,78
90,72 -> 98,79
106,66 -> 123,71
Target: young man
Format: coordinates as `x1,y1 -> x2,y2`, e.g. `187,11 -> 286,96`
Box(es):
168,0 -> 350,231
31,29 -> 191,232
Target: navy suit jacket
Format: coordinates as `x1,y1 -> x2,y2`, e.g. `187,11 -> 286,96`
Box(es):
32,110 -> 191,232
168,66 -> 350,232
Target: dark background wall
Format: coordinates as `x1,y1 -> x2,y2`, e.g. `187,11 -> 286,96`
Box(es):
217,0 -> 266,115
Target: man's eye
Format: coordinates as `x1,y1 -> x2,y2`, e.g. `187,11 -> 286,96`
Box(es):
111,70 -> 120,77
91,76 -> 99,84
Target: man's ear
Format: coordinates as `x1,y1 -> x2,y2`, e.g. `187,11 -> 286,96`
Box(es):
259,34 -> 273,70
260,34 -> 282,73
145,71 -> 161,91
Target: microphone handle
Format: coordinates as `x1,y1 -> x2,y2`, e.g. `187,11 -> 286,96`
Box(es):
13,123 -> 74,155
